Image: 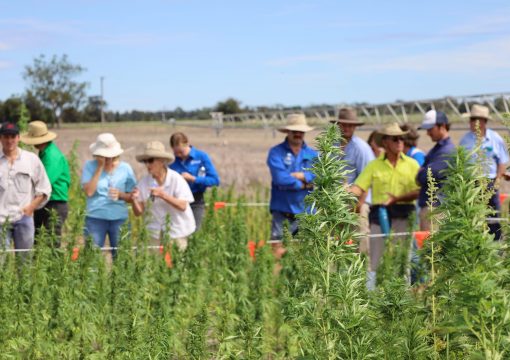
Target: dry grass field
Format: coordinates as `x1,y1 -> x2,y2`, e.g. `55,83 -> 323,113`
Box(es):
54,121 -> 510,195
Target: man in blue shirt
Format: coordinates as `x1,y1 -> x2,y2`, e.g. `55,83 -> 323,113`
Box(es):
330,107 -> 374,256
459,104 -> 509,240
170,132 -> 220,230
417,110 -> 456,231
267,113 -> 318,240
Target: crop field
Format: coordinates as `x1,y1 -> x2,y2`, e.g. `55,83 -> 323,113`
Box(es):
1,123 -> 510,358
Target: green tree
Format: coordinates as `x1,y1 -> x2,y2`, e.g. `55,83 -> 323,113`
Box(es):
23,54 -> 88,128
215,98 -> 242,114
0,97 -> 24,122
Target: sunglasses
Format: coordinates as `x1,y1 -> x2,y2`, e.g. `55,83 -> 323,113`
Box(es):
142,158 -> 155,164
384,136 -> 404,142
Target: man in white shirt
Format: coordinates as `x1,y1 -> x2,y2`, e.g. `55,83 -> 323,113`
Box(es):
0,122 -> 51,251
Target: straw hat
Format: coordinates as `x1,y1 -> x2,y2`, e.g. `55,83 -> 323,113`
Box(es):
375,122 -> 409,146
20,121 -> 57,145
467,104 -> 491,121
277,113 -> 314,133
330,107 -> 364,126
89,133 -> 124,158
136,141 -> 175,163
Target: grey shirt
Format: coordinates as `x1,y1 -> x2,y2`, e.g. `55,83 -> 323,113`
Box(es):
0,148 -> 52,223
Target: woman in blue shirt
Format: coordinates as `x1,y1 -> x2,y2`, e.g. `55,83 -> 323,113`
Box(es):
169,132 -> 220,230
81,133 -> 137,257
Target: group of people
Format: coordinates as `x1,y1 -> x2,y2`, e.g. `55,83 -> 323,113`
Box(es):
0,121 -> 219,256
1,105 -> 507,273
268,104 -> 509,286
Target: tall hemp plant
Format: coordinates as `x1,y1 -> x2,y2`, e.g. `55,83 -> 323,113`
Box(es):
280,124 -> 379,358
423,144 -> 510,358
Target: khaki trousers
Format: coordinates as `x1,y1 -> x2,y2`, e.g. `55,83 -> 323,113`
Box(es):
369,218 -> 409,271
358,203 -> 370,255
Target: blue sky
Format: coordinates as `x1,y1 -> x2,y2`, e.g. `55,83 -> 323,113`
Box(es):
1,0 -> 509,112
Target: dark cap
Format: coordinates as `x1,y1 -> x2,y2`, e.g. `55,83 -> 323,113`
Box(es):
0,122 -> 20,135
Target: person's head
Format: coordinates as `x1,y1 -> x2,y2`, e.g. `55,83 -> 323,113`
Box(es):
330,107 -> 364,142
375,123 -> 407,157
136,141 -> 175,177
0,122 -> 20,153
398,124 -> 419,153
277,113 -> 313,147
467,104 -> 490,134
89,133 -> 124,169
419,110 -> 450,142
170,132 -> 191,159
367,130 -> 384,157
20,120 -> 57,151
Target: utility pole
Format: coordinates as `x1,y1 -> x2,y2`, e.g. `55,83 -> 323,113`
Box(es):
100,76 -> 105,123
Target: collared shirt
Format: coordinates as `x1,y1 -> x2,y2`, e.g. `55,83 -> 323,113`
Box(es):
342,136 -> 375,204
0,148 -> 52,223
81,161 -> 137,220
406,146 -> 426,166
170,146 -> 220,194
355,153 -> 420,205
459,128 -> 509,179
39,142 -> 70,202
267,139 -> 318,214
137,169 -> 196,239
417,137 -> 456,207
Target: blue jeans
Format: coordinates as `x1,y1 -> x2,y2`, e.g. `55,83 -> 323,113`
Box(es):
84,217 -> 127,257
271,211 -> 299,240
1,215 -> 35,250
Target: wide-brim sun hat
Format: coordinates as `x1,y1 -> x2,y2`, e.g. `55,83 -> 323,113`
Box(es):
467,104 -> 492,121
374,122 -> 409,146
330,107 -> 365,126
136,141 -> 175,163
89,133 -> 124,158
277,113 -> 314,133
20,120 -> 57,145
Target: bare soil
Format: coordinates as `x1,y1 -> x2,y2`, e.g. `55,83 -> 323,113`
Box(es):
54,122 -> 510,195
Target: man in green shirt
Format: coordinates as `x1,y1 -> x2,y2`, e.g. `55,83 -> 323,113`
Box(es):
20,121 -> 70,246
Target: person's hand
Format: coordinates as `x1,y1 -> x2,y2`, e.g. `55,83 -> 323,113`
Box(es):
181,172 -> 196,183
291,172 -> 305,181
22,204 -> 35,217
383,193 -> 398,206
96,156 -> 106,169
129,188 -> 140,202
150,186 -> 166,199
108,187 -> 120,201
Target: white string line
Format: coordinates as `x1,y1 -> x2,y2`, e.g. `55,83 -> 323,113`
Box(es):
266,232 -> 421,244
0,245 -> 166,254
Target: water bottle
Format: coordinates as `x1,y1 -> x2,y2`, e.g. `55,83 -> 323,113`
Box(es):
150,178 -> 158,202
108,175 -> 118,201
198,166 -> 206,177
284,152 -> 293,166
378,206 -> 391,235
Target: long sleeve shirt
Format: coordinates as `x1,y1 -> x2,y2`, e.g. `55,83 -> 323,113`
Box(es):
267,139 -> 318,214
416,137 -> 456,208
459,129 -> 509,179
0,148 -> 52,223
170,146 -> 220,194
39,142 -> 71,202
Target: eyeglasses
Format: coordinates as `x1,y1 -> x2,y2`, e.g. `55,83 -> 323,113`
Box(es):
143,158 -> 155,164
